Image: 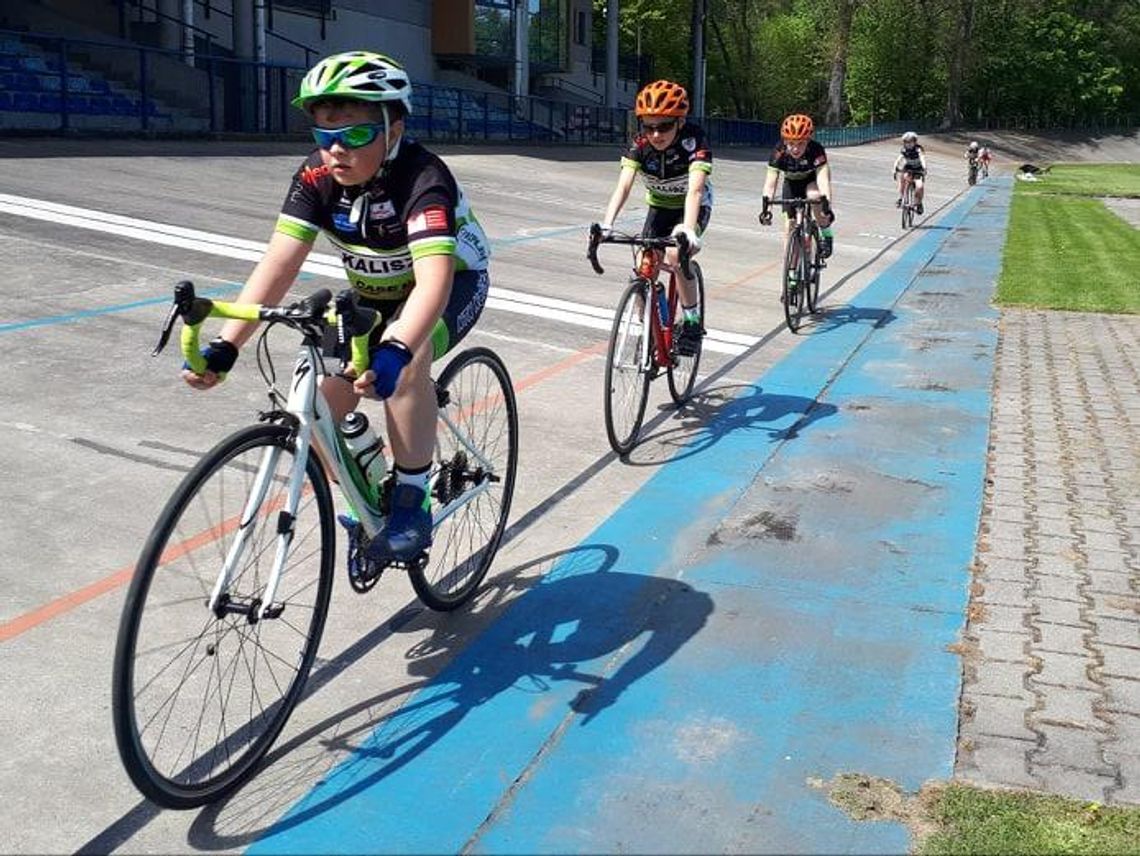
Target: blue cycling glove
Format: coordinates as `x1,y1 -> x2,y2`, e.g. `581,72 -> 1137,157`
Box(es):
184,336 -> 238,377
369,340 -> 414,399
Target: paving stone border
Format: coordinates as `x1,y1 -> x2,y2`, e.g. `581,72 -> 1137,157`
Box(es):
957,309 -> 1140,804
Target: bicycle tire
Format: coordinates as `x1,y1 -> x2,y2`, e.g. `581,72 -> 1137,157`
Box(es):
410,346 -> 518,611
782,227 -> 805,333
604,279 -> 652,454
968,164 -> 977,186
806,226 -> 822,315
112,423 -> 335,809
902,183 -> 914,229
667,261 -> 704,405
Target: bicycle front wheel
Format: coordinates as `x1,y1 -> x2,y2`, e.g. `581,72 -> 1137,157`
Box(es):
604,279 -> 652,454
902,184 -> 914,229
112,423 -> 335,809
667,261 -> 705,405
806,229 -> 822,315
412,347 -> 518,611
782,230 -> 806,333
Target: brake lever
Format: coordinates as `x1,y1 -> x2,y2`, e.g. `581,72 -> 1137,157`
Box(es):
152,280 -> 197,356
587,222 -> 605,275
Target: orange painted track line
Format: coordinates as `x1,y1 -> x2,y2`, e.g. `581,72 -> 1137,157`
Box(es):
0,500 -> 274,644
723,259 -> 780,290
1,338 -> 608,645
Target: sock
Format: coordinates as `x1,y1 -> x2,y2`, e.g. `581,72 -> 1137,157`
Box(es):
682,303 -> 700,323
395,464 -> 431,504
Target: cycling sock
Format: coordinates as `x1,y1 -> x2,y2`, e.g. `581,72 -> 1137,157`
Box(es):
395,464 -> 431,496
682,303 -> 701,323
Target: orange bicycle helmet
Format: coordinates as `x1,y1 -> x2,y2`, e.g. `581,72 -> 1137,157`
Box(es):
781,113 -> 814,142
636,80 -> 689,118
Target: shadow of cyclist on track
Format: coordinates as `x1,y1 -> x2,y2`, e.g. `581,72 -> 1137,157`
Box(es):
624,383 -> 839,468
186,544 -> 713,848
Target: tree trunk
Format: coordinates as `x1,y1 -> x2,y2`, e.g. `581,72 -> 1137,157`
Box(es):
708,12 -> 745,117
825,0 -> 856,125
942,0 -> 975,129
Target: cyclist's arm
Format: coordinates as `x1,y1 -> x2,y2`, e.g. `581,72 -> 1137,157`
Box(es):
892,154 -> 904,173
219,231 -> 312,348
383,253 -> 453,354
815,162 -> 833,200
920,152 -> 929,172
684,168 -> 708,232
602,164 -> 638,226
762,165 -> 779,200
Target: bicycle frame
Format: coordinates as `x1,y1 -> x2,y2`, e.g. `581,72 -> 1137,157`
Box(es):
159,283 -> 496,620
636,249 -> 677,369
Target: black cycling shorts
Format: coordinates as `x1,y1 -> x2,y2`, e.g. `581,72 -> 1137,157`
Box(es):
641,204 -> 712,239
781,177 -> 820,216
324,269 -> 489,362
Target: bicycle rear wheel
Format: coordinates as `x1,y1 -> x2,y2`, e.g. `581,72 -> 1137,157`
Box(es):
667,261 -> 704,405
112,423 -> 335,809
604,279 -> 652,454
782,229 -> 806,333
412,347 -> 518,611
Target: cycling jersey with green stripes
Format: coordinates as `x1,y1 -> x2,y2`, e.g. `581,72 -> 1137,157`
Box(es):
620,121 -> 714,210
275,138 -> 490,303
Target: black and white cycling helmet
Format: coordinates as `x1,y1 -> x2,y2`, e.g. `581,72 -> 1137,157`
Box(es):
969,140 -> 979,150
902,131 -> 918,144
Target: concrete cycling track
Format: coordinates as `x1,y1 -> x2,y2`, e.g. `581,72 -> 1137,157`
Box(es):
235,186 -> 1006,855
0,136 -> 1037,853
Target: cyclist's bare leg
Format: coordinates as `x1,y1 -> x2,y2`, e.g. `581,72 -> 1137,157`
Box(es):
914,175 -> 925,206
664,245 -> 697,307
897,171 -> 910,201
805,182 -> 831,229
383,339 -> 435,471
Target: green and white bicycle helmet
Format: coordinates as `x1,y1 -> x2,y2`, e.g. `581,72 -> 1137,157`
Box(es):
292,51 -> 413,114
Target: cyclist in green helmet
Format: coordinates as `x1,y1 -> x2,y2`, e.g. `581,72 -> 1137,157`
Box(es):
182,51 -> 492,562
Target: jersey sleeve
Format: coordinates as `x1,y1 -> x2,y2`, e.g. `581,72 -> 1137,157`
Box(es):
620,137 -> 646,172
766,145 -> 785,172
404,168 -> 459,261
810,141 -> 829,169
274,155 -> 327,243
687,127 -> 713,175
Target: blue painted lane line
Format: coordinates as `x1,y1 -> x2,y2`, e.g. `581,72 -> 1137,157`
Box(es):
249,182 -> 1010,854
0,284 -> 238,334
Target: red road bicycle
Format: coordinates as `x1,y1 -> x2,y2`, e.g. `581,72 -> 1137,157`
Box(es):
587,224 -> 703,455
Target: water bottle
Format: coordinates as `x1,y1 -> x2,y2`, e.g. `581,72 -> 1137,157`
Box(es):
340,411 -> 387,489
656,285 -> 670,327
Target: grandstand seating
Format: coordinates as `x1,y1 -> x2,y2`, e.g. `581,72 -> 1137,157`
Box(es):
0,33 -> 182,130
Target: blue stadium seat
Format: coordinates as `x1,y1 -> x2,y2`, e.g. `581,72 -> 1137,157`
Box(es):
0,91 -> 11,110
13,90 -> 38,110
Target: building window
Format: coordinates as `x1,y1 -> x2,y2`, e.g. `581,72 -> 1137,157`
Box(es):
575,10 -> 587,45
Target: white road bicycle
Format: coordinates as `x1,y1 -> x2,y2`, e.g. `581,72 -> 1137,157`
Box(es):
112,281 -> 518,809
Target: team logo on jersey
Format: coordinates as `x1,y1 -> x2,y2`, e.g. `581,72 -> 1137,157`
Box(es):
408,206 -> 449,234
333,212 -> 353,230
369,200 -> 397,219
645,157 -> 660,172
681,136 -> 696,152
300,164 -> 330,186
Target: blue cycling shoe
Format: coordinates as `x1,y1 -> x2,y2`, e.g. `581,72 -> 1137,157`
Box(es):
368,483 -> 432,561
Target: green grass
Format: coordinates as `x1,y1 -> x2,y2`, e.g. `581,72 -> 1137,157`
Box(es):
998,165 -> 1140,313
918,784 -> 1140,855
1021,163 -> 1140,197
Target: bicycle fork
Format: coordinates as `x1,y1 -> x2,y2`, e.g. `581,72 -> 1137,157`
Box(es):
206,425 -> 310,622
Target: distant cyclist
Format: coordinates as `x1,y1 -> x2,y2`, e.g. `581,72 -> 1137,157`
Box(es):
759,113 -> 835,259
978,144 -> 992,177
181,51 -> 492,562
597,79 -> 713,356
893,130 -> 928,215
